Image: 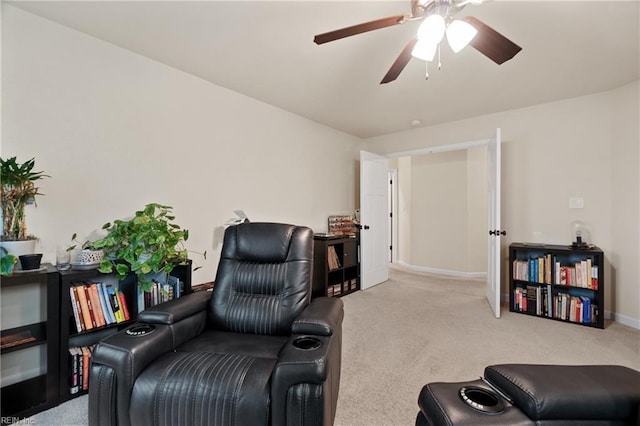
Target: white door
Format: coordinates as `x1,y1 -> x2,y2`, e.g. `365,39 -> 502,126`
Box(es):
360,150 -> 389,290
486,129 -> 502,318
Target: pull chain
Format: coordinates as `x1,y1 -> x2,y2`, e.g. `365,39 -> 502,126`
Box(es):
437,44 -> 442,70
425,60 -> 429,80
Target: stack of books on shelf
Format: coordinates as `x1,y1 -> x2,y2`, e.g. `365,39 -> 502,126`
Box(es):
555,260 -> 598,289
327,283 -> 342,297
347,278 -> 357,291
513,286 -> 551,317
513,255 -> 598,289
513,287 -> 598,325
327,247 -> 341,271
68,345 -> 94,394
512,254 -> 553,284
137,276 -> 184,312
69,282 -> 130,333
553,293 -> 597,324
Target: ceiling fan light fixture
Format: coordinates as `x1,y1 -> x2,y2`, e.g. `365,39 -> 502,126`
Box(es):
411,38 -> 439,61
446,19 -> 478,53
416,14 -> 446,45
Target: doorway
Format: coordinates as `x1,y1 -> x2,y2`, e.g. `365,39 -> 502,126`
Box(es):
389,147 -> 487,277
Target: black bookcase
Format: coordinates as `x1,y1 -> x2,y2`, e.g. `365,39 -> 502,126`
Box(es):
58,261 -> 192,403
1,265 -> 60,422
509,243 -> 604,329
312,236 -> 360,298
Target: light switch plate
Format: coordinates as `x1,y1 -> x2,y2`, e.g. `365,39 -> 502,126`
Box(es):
569,197 -> 584,209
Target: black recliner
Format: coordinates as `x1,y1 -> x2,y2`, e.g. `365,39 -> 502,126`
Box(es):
88,222 -> 343,426
416,364 -> 640,425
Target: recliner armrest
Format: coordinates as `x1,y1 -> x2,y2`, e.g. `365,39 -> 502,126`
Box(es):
485,364 -> 640,422
137,290 -> 211,324
291,296 -> 344,336
90,324 -> 174,426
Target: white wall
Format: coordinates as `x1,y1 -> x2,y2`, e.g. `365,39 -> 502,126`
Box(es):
2,5 -> 360,284
610,82 -> 640,326
410,150 -> 468,271
394,147 -> 486,276
363,81 -> 640,328
467,146 -> 487,272
397,157 -> 412,263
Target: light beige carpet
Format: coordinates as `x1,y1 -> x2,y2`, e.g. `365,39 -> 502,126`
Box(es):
29,266 -> 640,426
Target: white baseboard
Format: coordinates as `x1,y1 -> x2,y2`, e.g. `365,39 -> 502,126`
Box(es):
395,261 -> 486,280
606,311 -> 640,330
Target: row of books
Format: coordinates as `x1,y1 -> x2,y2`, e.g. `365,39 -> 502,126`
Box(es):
136,276 -> 185,312
68,345 -> 94,394
557,262 -> 598,290
327,278 -> 358,297
327,246 -> 342,271
512,256 -> 598,289
69,282 -> 131,333
513,286 -> 598,324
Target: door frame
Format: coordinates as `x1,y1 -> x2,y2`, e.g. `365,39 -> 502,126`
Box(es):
365,133 -> 502,311
388,169 -> 398,263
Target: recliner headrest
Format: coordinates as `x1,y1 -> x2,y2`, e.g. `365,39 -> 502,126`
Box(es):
227,222 -> 297,263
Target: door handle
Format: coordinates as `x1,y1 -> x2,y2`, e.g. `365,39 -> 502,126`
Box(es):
489,230 -> 506,236
363,225 -> 370,230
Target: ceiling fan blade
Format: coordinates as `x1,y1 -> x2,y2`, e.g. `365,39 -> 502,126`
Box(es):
314,14 -> 407,45
380,38 -> 418,84
463,16 -> 522,64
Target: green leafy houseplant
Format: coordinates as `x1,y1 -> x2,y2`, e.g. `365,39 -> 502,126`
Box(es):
1,157 -> 49,241
93,203 -> 202,292
0,247 -> 17,276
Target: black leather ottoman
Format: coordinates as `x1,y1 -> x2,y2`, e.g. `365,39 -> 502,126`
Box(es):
416,364 -> 640,426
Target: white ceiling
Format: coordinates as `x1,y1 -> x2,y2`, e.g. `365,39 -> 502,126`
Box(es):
7,0 -> 640,138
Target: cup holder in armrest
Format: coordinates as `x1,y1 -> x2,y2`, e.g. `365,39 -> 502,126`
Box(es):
459,386 -> 505,414
292,336 -> 321,351
125,324 -> 156,337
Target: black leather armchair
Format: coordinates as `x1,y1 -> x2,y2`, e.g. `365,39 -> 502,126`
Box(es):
88,222 -> 343,426
416,364 -> 640,425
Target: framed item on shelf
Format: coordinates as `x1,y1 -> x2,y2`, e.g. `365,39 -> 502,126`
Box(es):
328,215 -> 356,237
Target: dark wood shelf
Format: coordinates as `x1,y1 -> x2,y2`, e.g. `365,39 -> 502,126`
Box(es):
1,322 -> 47,354
0,375 -> 55,424
58,261 -> 193,403
313,235 -> 360,298
1,265 -> 60,421
509,243 -> 604,329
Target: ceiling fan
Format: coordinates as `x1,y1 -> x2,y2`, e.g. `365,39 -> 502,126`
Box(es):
313,0 -> 522,84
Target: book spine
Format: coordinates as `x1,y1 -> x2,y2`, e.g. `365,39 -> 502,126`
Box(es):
70,287 -> 83,333
69,347 -> 79,394
83,286 -> 97,328
88,283 -> 106,327
81,346 -> 90,390
98,283 -> 115,325
75,284 -> 94,331
118,290 -> 130,321
107,286 -> 123,323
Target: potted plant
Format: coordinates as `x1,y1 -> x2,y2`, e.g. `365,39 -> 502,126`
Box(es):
67,233 -> 105,266
93,203 -> 203,292
0,156 -> 49,259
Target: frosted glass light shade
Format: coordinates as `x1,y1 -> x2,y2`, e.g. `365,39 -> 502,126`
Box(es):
417,14 -> 446,46
446,20 -> 478,53
411,38 -> 438,61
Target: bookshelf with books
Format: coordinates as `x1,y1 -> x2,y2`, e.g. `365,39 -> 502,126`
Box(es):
312,235 -> 360,298
1,265 -> 60,420
509,243 -> 604,329
58,261 -> 192,402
